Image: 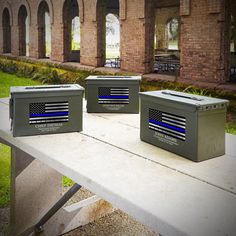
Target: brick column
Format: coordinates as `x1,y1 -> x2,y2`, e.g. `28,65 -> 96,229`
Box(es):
180,0 -> 230,82
120,0 -> 155,73
80,0 -> 105,67
22,1 -> 36,58
50,0 -> 64,62
50,22 -> 64,62
28,23 -> 40,58
11,23 -> 20,56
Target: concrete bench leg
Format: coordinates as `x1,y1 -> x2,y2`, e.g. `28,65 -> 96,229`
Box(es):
10,147 -> 114,236
10,147 -> 62,236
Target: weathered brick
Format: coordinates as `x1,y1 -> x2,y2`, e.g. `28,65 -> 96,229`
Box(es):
0,0 -> 233,82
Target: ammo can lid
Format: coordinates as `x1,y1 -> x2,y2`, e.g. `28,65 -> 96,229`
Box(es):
10,84 -> 84,98
85,75 -> 141,82
139,90 -> 229,110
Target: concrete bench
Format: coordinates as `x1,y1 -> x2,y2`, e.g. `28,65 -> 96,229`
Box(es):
0,98 -> 236,236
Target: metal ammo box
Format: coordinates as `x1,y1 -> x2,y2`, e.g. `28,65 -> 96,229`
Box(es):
10,84 -> 84,137
85,75 -> 141,113
139,90 -> 229,162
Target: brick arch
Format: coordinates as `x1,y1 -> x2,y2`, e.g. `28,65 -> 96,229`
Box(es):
60,0 -> 84,23
0,1 -> 13,27
94,0 -> 126,21
36,0 -> 54,24
18,4 -> 29,56
62,0 -> 81,62
17,0 -> 31,25
95,0 -> 122,67
2,7 -> 12,53
37,1 -> 51,58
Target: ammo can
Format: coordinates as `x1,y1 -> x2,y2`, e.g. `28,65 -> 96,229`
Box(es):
10,84 -> 84,137
85,75 -> 141,113
139,90 -> 229,162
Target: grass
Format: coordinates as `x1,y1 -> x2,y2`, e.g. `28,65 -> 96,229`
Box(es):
0,71 -> 42,97
0,144 -> 11,207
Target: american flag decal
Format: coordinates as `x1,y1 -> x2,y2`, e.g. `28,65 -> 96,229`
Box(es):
98,87 -> 129,104
29,101 -> 69,124
149,108 -> 186,141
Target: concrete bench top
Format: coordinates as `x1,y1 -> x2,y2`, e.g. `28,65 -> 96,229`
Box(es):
0,98 -> 236,236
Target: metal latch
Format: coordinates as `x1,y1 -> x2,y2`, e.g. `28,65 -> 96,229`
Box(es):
9,98 -> 13,119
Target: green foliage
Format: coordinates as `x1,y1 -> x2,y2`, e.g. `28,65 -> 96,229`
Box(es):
168,18 -> 179,41
0,56 -> 93,87
63,176 -> 75,187
226,123 -> 236,134
183,86 -> 211,96
141,78 -> 236,99
0,71 -> 42,98
32,68 -> 62,84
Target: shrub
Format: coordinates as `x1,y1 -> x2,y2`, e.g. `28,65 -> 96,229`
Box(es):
0,56 -> 93,87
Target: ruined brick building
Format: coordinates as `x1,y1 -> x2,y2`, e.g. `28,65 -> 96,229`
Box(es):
0,0 -> 235,83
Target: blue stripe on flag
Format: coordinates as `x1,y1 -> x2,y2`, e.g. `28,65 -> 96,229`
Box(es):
99,95 -> 129,99
149,119 -> 185,133
30,112 -> 69,117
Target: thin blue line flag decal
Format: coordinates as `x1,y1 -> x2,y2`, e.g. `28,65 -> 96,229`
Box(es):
149,108 -> 186,141
29,101 -> 69,124
98,87 -> 129,104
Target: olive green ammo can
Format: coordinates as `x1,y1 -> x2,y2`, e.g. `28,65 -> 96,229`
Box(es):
85,76 -> 141,113
10,84 -> 84,137
139,90 -> 229,162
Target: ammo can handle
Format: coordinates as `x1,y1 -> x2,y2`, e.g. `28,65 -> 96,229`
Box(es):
96,76 -> 132,78
9,98 -> 13,119
162,91 -> 203,101
25,85 -> 71,89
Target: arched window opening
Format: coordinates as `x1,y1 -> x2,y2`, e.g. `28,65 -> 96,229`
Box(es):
71,16 -> 80,51
103,0 -> 120,68
166,18 -> 179,50
105,13 -> 120,68
153,8 -> 180,75
38,1 -> 51,58
230,15 -> 235,53
45,12 -> 51,57
2,8 -> 11,53
63,0 -> 80,62
18,5 -> 29,56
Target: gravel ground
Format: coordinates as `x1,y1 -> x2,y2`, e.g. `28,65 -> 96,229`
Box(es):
0,188 -> 159,236
0,207 -> 9,235
64,209 -> 159,236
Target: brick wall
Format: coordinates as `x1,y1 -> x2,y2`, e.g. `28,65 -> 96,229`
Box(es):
0,0 -> 232,81
80,0 -> 105,66
180,0 -> 230,82
120,0 -> 155,73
